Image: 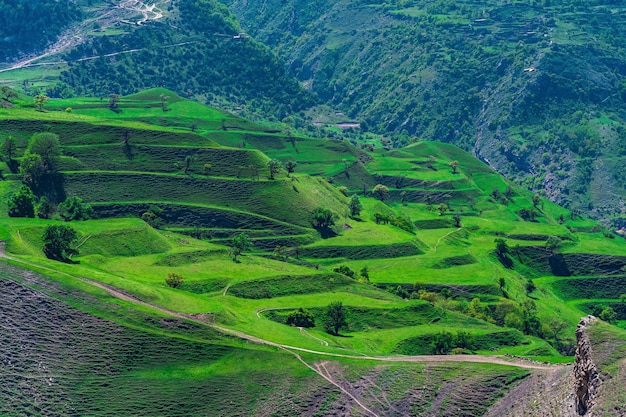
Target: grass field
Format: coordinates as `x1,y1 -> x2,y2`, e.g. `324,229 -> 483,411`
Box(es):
2,88 -> 626,414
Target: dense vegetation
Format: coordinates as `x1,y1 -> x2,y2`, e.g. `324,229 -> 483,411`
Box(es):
57,0 -> 314,119
0,0 -> 82,61
223,0 -> 626,225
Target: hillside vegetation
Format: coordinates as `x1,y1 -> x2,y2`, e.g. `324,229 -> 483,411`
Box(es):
223,0 -> 626,225
1,89 -> 626,415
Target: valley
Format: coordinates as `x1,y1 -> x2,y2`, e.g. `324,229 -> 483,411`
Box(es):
0,89 -> 625,415
1,0 -> 626,415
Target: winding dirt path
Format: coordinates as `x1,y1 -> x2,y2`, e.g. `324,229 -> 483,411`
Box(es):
0,242 -> 560,371
433,227 -> 462,252
0,0 -> 167,74
0,243 -> 564,416
300,327 -> 329,346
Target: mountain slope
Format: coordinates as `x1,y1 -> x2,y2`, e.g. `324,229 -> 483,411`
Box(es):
222,0 -> 626,225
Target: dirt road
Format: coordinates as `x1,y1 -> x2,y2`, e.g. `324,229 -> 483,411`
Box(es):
0,0 -> 166,74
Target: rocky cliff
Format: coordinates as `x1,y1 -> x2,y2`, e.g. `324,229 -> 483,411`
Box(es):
574,316 -> 600,415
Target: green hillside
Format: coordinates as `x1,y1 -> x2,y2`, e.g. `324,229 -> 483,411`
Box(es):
2,90 -> 626,415
223,0 -> 626,226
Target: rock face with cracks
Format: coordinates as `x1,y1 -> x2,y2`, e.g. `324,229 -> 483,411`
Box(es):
574,316 -> 600,416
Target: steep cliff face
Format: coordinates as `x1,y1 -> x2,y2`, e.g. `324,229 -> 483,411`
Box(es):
574,316 -> 600,415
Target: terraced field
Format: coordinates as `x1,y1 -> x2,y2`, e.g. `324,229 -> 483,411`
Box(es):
2,89 -> 626,415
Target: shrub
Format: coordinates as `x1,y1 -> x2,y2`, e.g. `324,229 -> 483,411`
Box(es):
165,272 -> 184,289
42,224 -> 78,261
7,185 -> 36,218
286,308 -> 315,328
333,265 -> 356,279
58,196 -> 93,221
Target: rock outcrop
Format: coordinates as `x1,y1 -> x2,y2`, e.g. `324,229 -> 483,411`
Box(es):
574,316 -> 600,415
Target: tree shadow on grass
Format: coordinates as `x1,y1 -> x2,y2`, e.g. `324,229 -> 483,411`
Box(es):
314,226 -> 338,239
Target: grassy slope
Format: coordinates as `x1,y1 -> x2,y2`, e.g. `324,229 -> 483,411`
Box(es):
2,89 -> 626,413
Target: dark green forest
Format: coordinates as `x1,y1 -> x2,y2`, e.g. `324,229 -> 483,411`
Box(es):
224,0 -> 626,224
0,0 -> 82,61
59,0 -> 315,119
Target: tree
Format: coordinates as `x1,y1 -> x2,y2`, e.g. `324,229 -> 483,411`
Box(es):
548,320 -> 568,344
160,94 -> 169,112
372,184 -> 389,201
359,266 -> 370,283
0,86 -> 18,102
440,287 -> 451,299
1,136 -> 17,162
599,306 -> 617,323
7,185 -> 36,217
42,224 -> 78,261
333,265 -> 356,278
526,279 -> 536,294
27,132 -> 61,171
142,205 -> 163,229
348,194 -> 363,218
203,163 -> 212,175
165,272 -> 184,288
437,203 -> 448,216
284,160 -> 297,175
184,155 -> 193,174
432,331 -> 454,355
57,196 -> 94,221
313,207 -> 336,229
546,235 -> 562,254
494,238 -> 509,257
498,277 -> 506,292
286,308 -> 315,327
34,93 -> 49,111
504,185 -> 514,199
37,196 -> 54,219
532,194 -> 541,208
231,233 -> 252,262
448,160 -> 459,174
19,152 -> 45,185
268,159 -> 281,180
108,93 -> 120,110
453,214 -> 461,227
324,301 -> 347,335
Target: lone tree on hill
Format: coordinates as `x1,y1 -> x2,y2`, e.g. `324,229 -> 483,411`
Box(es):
284,160 -> 297,175
108,93 -> 120,110
7,185 -> 36,218
268,159 -> 281,180
532,194 -> 542,209
372,184 -> 389,201
348,194 -> 362,218
494,238 -> 509,257
453,214 -> 461,227
160,94 -> 169,112
324,301 -> 348,335
42,224 -> 78,262
34,93 -> 49,111
313,207 -> 337,229
448,160 -> 459,174
231,233 -> 252,262
184,155 -> 193,174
